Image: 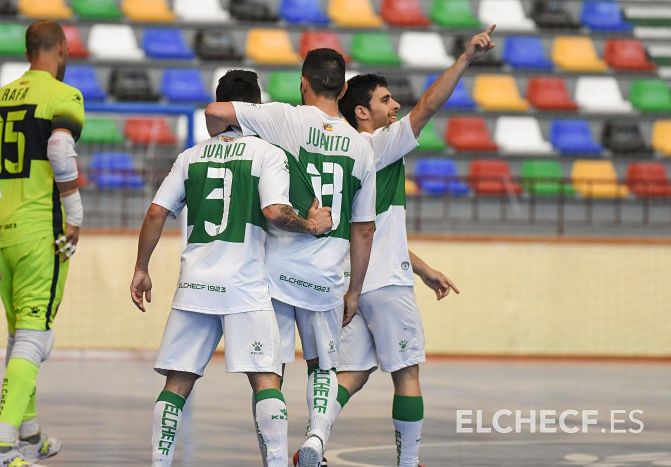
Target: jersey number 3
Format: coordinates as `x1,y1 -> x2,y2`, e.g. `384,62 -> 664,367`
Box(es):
204,166 -> 233,236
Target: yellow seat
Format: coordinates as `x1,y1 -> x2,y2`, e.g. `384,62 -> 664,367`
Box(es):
571,160 -> 629,198
552,36 -> 608,72
328,0 -> 383,27
19,0 -> 72,19
652,120 -> 671,156
473,75 -> 529,111
405,179 -> 419,196
246,29 -> 301,65
122,0 -> 175,22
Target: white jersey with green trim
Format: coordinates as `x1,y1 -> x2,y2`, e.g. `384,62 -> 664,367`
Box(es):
232,101 -> 376,311
152,130 -> 290,315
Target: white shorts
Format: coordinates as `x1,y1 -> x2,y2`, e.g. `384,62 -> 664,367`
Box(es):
273,298 -> 343,371
338,285 -> 425,373
154,308 -> 281,377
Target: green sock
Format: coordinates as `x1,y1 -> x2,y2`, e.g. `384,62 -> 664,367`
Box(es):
392,395 -> 424,467
307,363 -> 319,376
336,384 -> 350,409
0,358 -> 39,440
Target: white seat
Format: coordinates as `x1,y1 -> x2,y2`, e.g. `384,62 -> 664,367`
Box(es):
345,70 -> 360,81
0,62 -> 29,87
88,24 -> 144,61
212,67 -> 270,103
174,0 -> 230,22
494,116 -> 553,154
575,77 -> 633,113
398,32 -> 454,69
479,0 -> 536,31
192,108 -> 211,143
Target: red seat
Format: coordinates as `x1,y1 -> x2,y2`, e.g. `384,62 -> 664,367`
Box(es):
626,162 -> 671,197
124,118 -> 177,145
604,39 -> 656,72
527,77 -> 578,111
468,160 -> 522,195
63,25 -> 88,58
380,0 -> 430,26
445,117 -> 498,152
299,31 -> 350,62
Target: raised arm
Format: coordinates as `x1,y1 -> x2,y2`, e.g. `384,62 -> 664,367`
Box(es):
204,102 -> 239,137
408,24 -> 496,137
409,250 -> 460,301
263,199 -> 333,235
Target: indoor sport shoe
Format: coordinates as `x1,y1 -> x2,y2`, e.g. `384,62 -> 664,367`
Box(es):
18,434 -> 61,462
297,435 -> 324,467
0,448 -> 47,467
293,450 -> 328,466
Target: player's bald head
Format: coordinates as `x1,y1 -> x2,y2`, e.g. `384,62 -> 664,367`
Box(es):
26,20 -> 66,60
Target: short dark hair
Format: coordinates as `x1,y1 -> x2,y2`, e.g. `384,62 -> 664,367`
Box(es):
216,70 -> 261,103
338,74 -> 388,128
25,20 -> 65,59
302,48 -> 346,100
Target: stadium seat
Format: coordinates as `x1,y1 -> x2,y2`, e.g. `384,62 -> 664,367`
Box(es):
161,69 -> 210,103
430,0 -> 480,28
328,0 -> 383,27
381,0 -> 430,26
445,117 -> 497,151
351,33 -> 400,66
624,5 -> 671,27
280,0 -> 330,24
230,0 -> 277,22
629,80 -> 671,113
405,179 -> 420,196
124,118 -> 177,145
79,118 -> 124,145
0,23 -> 26,56
246,29 -> 300,65
415,158 -> 468,196
552,36 -> 607,72
195,30 -> 241,61
601,120 -> 649,156
90,152 -> 144,190
88,24 -> 144,61
0,0 -> 17,15
626,162 -> 671,196
399,33 -> 454,69
299,31 -> 350,61
122,0 -> 175,22
109,69 -> 157,102
142,28 -> 194,60
473,75 -> 529,111
502,36 -> 553,70
531,0 -> 579,29
425,75 -> 475,109
468,160 -> 522,195
521,160 -> 574,196
64,66 -> 106,102
604,39 -> 655,71
571,160 -> 629,198
581,0 -> 631,32
549,120 -> 603,156
417,120 -> 446,151
18,0 -> 72,19
385,75 -> 415,106
62,25 -> 88,58
192,108 -> 210,144
268,71 -> 302,105
478,0 -> 535,31
652,120 -> 671,156
0,62 -> 28,87
72,0 -> 122,19
575,77 -> 633,113
174,0 -> 231,22
494,117 -> 553,154
451,36 -> 503,68
526,77 -> 578,111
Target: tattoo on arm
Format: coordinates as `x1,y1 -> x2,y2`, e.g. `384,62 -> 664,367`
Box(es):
274,205 -> 315,234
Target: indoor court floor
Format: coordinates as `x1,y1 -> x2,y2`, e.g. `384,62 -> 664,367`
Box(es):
31,356 -> 671,466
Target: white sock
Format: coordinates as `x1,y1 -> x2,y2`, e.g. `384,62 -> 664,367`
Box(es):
254,389 -> 288,467
306,368 -> 337,444
19,418 -> 39,439
151,391 -> 184,467
252,393 -> 268,467
394,419 -> 423,467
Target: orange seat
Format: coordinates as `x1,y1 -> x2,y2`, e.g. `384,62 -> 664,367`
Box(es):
571,160 -> 629,198
380,0 -> 430,26
122,0 -> 175,22
527,77 -> 578,111
299,31 -> 350,62
405,178 -> 420,196
445,118 -> 498,152
652,120 -> 671,156
19,0 -> 72,18
468,160 -> 522,195
328,0 -> 383,27
473,75 -> 529,111
63,25 -> 88,58
552,36 -> 608,72
246,29 -> 301,65
605,39 -> 655,71
626,162 -> 671,197
124,118 -> 177,145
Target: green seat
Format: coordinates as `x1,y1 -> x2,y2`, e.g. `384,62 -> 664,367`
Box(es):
72,0 -> 122,20
629,79 -> 671,113
430,0 -> 480,28
0,23 -> 26,56
351,33 -> 400,66
268,71 -> 301,105
521,160 -> 574,196
417,120 -> 446,151
79,118 -> 123,145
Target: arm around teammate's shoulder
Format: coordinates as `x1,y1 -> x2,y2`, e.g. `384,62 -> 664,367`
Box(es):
204,102 -> 239,136
263,200 -> 332,235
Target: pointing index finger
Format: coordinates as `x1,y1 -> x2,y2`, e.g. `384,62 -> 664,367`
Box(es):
486,24 -> 496,34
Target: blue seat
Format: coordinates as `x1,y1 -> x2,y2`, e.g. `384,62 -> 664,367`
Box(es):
90,152 -> 144,189
64,65 -> 106,101
161,69 -> 210,103
280,0 -> 330,25
424,75 -> 475,109
415,158 -> 469,196
550,120 -> 604,156
502,36 -> 553,70
142,28 -> 194,59
581,0 -> 631,32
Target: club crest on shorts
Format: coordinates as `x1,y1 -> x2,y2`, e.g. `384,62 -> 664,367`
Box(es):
399,340 -> 409,352
401,261 -> 410,270
251,341 -> 264,355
